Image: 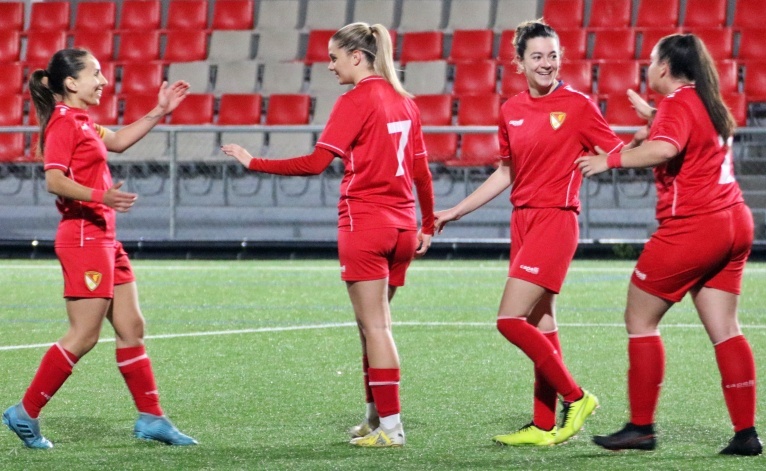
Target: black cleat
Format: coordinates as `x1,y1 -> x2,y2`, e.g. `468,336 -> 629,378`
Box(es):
720,427 -> 763,456
593,423 -> 656,451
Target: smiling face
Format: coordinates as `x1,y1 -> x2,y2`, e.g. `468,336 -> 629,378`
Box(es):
328,39 -> 357,86
518,36 -> 560,97
63,54 -> 107,109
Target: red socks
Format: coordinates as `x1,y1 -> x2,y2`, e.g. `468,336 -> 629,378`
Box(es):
628,335 -> 665,426
533,331 -> 562,430
715,335 -> 756,432
497,317 -> 580,402
116,345 -> 163,416
367,368 -> 400,418
22,343 -> 78,419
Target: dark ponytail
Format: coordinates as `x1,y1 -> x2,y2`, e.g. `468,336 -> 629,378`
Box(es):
656,34 -> 736,139
28,48 -> 90,157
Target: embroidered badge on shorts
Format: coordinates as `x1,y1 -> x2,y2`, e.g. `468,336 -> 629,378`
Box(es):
550,112 -> 566,130
84,271 -> 102,291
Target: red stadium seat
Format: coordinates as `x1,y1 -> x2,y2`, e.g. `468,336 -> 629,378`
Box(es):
455,94 -> 501,166
400,31 -> 444,65
74,2 -> 117,31
449,30 -> 494,63
168,94 -> 215,124
0,62 -> 24,95
744,61 -> 766,102
116,31 -> 161,63
0,2 -> 24,32
603,94 -> 644,125
561,60 -> 593,93
28,2 -> 70,31
166,0 -> 208,30
733,0 -> 764,30
163,30 -> 208,63
722,92 -> 747,127
737,28 -> 766,62
212,0 -> 254,30
0,31 -> 21,62
635,0 -> 679,28
265,94 -> 311,124
120,63 -> 164,95
497,30 -> 515,63
558,29 -> 588,61
588,0 -> 632,29
596,60 -> 641,96
89,95 -> 119,125
414,94 -> 457,162
72,31 -> 115,61
682,0 -> 726,28
120,0 -> 161,31
542,0 -> 584,30
0,94 -> 25,162
452,60 -> 497,97
122,94 -> 166,124
499,64 -> 528,97
218,94 -> 263,125
25,31 -> 67,66
684,27 -> 733,60
304,30 -> 336,64
716,60 -> 739,94
590,29 -> 636,61
637,28 -> 681,60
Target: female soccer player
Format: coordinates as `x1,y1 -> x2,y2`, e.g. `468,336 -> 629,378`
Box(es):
2,49 -> 196,448
435,19 -> 630,446
578,34 -> 761,456
222,22 -> 435,447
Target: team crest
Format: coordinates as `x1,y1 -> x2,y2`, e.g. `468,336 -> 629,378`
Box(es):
550,112 -> 566,130
84,271 -> 102,291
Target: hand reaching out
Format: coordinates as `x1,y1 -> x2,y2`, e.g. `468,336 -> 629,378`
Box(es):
574,146 -> 610,178
103,181 -> 138,213
221,144 -> 254,168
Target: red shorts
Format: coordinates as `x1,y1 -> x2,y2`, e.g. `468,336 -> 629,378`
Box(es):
55,241 -> 135,298
509,207 -> 579,293
633,203 -> 753,302
338,228 -> 418,286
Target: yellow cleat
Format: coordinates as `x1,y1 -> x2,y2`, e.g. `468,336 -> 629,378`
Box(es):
349,424 -> 405,447
493,423 -> 557,446
554,389 -> 599,444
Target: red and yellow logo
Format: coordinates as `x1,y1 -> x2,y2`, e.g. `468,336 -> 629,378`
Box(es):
550,112 -> 566,130
84,271 -> 102,291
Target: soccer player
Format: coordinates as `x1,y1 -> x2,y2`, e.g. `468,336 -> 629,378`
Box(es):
577,34 -> 762,456
221,22 -> 435,447
2,49 -> 197,449
434,19 -> 632,446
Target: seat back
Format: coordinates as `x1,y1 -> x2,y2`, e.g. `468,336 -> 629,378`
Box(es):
212,0 -> 255,30
166,0 -> 208,30
400,31 -> 444,65
163,30 -> 208,63
120,0 -> 161,31
446,0 -> 493,30
588,0 -> 631,29
449,30 -> 494,63
399,0 -> 444,31
169,94 -> 215,124
265,94 -> 312,124
682,0 -> 727,28
75,2 -> 116,31
452,60 -> 497,97
542,0 -> 584,30
29,2 -> 70,31
218,94 -> 263,125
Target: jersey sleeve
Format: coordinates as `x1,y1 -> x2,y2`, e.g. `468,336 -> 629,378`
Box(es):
43,118 -> 76,173
315,94 -> 364,158
648,97 -> 692,153
579,98 -> 624,154
497,114 -> 511,160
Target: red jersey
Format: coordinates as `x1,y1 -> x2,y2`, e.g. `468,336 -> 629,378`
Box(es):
43,104 -> 114,246
316,76 -> 427,231
649,85 -> 744,220
499,83 -> 624,211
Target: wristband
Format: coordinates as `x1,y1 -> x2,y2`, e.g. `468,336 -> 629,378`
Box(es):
606,152 -> 622,169
91,189 -> 105,203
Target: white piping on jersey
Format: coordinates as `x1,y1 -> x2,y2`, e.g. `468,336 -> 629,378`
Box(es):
117,353 -> 149,368
346,151 -> 356,231
653,134 -> 681,152
316,141 -> 345,158
45,162 -> 68,172
672,180 -> 678,216
55,342 -> 76,367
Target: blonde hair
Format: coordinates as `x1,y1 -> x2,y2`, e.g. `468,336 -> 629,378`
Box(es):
332,22 -> 411,97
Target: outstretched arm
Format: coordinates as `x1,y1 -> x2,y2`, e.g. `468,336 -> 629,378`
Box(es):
45,169 -> 137,212
575,141 -> 678,178
102,81 -> 190,153
221,144 -> 336,176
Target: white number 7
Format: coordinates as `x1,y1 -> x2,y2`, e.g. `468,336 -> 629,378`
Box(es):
387,120 -> 411,177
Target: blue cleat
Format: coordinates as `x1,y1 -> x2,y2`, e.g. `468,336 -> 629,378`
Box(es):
134,413 -> 198,446
2,403 -> 53,449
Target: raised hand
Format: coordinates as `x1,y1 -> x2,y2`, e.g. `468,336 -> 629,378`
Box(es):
157,80 -> 191,114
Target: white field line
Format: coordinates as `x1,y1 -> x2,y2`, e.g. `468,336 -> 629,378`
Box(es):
1,320 -> 765,352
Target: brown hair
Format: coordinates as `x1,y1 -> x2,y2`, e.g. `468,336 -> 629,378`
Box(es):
331,22 -> 410,97
656,34 -> 736,138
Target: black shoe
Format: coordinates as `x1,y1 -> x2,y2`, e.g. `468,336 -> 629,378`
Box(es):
593,423 -> 656,451
720,427 -> 763,456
